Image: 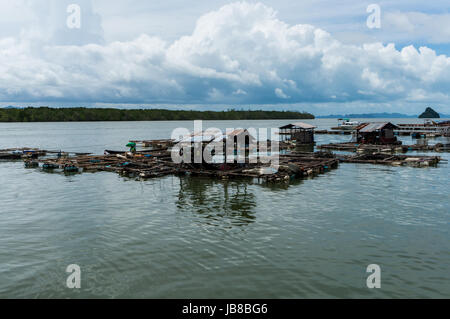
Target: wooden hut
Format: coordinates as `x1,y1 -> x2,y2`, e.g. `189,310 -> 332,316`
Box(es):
279,122 -> 316,144
355,122 -> 400,145
176,129 -> 257,165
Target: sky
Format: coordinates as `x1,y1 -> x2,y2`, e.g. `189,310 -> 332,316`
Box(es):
0,0 -> 449,115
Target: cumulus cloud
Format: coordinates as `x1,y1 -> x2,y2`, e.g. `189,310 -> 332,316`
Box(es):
0,1 -> 450,106
275,88 -> 289,99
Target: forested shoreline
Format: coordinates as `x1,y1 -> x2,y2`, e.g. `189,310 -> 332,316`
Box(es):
0,107 -> 314,122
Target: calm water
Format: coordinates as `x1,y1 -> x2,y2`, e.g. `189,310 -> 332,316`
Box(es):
0,119 -> 449,298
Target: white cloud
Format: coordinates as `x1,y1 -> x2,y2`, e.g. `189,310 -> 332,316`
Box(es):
233,89 -> 247,95
275,88 -> 289,99
384,11 -> 450,44
0,1 -> 449,109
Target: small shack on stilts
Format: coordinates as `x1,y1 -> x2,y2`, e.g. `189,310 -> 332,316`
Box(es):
279,122 -> 316,151
355,122 -> 401,145
174,129 -> 258,167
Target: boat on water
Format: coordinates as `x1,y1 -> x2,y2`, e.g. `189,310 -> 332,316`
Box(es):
104,149 -> 126,155
104,148 -> 167,155
0,152 -> 23,160
331,118 -> 361,131
396,119 -> 449,137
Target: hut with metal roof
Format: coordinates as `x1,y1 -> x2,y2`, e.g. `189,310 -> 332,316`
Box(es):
175,129 -> 257,165
176,129 -> 256,147
279,122 -> 317,144
355,122 -> 400,145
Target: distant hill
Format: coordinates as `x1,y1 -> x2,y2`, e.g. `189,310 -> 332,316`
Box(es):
317,112 -> 416,119
2,105 -> 20,109
419,107 -> 440,119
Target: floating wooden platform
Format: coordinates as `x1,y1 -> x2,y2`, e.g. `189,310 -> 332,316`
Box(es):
337,153 -> 442,167
317,142 -> 404,153
315,129 -> 444,137
0,148 -> 90,159
33,150 -> 339,183
317,142 -> 448,153
129,139 -> 175,148
182,152 -> 339,183
0,148 -> 47,160
1,138 -> 445,185
396,123 -> 445,137
315,130 -> 353,135
0,144 -> 339,184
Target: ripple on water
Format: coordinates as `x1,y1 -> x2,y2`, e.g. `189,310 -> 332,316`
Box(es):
0,121 -> 449,298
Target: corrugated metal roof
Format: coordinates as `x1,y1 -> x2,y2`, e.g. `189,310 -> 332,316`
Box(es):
178,131 -> 219,143
358,122 -> 397,133
220,129 -> 256,142
225,129 -> 247,137
280,122 -> 316,129
292,122 -> 317,129
177,129 -> 256,143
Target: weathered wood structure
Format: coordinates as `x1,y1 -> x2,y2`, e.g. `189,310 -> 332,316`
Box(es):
1,125 -> 444,186
279,122 -> 316,144
317,141 -> 447,153
337,153 -> 441,167
173,129 -> 258,166
355,122 -> 400,145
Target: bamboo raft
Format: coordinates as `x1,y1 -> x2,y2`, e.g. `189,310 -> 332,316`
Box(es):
0,148 -> 47,160
1,141 -> 444,184
337,153 -> 442,167
33,150 -> 339,183
182,152 -> 339,182
0,148 -> 90,159
317,142 -> 448,153
317,142 -> 405,153
130,139 -> 296,152
315,129 -> 443,137
129,139 -> 175,148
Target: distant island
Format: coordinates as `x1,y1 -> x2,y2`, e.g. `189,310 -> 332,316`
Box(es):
0,107 -> 314,122
318,110 -> 449,119
418,107 -> 440,119
317,112 -> 416,119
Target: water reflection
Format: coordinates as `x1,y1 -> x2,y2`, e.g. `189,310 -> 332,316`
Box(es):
176,177 -> 257,227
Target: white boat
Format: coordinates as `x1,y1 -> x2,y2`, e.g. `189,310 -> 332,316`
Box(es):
332,118 -> 361,130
